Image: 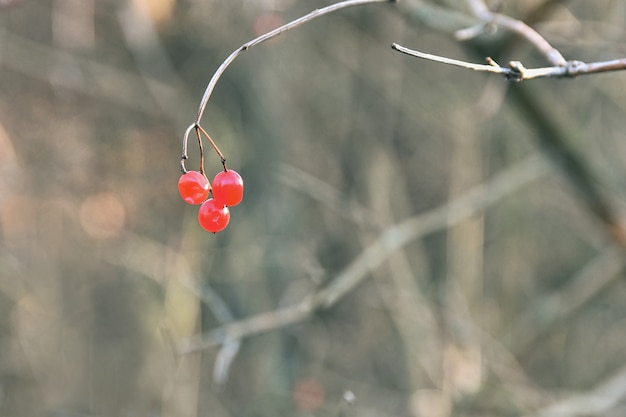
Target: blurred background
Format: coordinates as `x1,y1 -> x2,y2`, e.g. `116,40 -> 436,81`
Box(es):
2,0 -> 626,416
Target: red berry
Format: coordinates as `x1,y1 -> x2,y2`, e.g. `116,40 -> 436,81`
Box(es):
198,198 -> 230,233
178,171 -> 210,205
212,169 -> 244,207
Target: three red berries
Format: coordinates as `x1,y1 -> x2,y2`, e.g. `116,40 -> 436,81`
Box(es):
178,169 -> 244,233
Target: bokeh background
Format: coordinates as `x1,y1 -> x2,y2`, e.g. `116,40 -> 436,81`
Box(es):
2,0 -> 626,416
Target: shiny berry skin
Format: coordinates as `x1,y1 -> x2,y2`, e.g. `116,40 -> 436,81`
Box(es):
178,171 -> 210,205
212,169 -> 244,207
198,198 -> 230,233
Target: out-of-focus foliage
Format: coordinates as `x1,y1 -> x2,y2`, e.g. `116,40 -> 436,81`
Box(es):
1,0 -> 626,416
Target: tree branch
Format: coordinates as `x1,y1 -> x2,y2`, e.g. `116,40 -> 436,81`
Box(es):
391,43 -> 626,81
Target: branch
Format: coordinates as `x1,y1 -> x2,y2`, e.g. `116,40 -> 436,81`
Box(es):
391,43 -> 626,81
105,233 -> 242,386
178,154 -> 552,354
525,363 -> 626,417
509,244 -> 626,356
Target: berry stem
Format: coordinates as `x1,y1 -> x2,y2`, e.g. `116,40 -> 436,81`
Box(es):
196,124 -> 226,167
195,126 -> 205,175
180,124 -> 196,173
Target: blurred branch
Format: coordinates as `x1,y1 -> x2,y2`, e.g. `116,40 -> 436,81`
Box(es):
0,27 -> 177,115
179,154 -> 552,354
496,0 -> 573,59
525,363 -> 626,417
313,154 -> 550,309
105,233 -> 241,387
479,328 -> 551,410
459,0 -> 566,65
392,43 -> 626,81
178,296 -> 314,354
510,244 -> 626,356
278,164 -> 383,232
117,0 -> 196,130
365,154 -> 443,386
510,84 -> 626,245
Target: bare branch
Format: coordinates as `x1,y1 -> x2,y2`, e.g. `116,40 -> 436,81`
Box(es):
391,43 -> 626,81
391,43 -> 510,75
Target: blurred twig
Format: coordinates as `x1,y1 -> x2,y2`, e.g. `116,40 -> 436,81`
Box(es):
179,154 -> 552,354
524,363 -> 626,417
509,244 -> 626,357
460,0 -> 566,65
117,0 -> 196,130
0,27 -> 177,115
278,164 -> 383,232
510,84 -> 626,245
313,154 -> 550,309
105,233 -> 241,387
365,153 -> 443,386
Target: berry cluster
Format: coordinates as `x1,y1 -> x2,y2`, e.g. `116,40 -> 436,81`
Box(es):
178,169 -> 244,233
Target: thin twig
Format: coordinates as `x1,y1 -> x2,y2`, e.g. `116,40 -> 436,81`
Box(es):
196,124 -> 226,165
194,128 -> 204,175
180,124 -> 195,173
391,43 -> 626,81
179,153 -> 552,354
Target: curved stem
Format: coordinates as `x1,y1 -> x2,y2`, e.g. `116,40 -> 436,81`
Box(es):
180,123 -> 196,173
195,127 -> 205,175
193,0 -> 394,124
181,0 -> 394,173
196,124 -> 226,166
